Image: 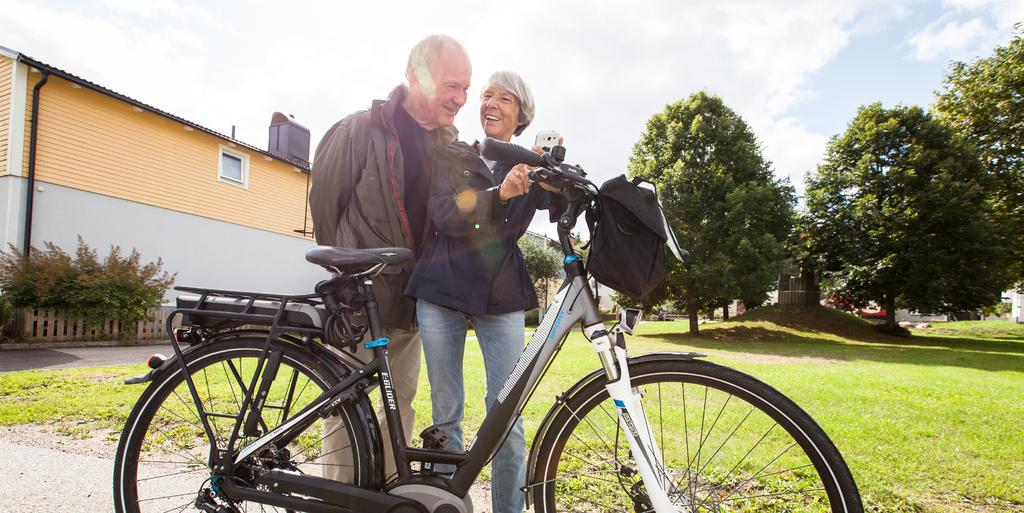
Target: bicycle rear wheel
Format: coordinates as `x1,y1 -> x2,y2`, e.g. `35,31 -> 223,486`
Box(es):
531,357 -> 862,513
113,336 -> 373,513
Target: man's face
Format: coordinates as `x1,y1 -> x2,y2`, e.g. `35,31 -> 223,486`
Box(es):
410,45 -> 471,129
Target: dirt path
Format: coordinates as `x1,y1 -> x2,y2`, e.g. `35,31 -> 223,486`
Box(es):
0,424 -> 496,513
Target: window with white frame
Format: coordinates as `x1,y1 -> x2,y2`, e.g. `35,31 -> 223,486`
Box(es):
218,145 -> 249,186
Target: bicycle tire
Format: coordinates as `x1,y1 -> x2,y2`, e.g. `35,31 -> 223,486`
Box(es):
113,336 -> 374,513
531,357 -> 863,513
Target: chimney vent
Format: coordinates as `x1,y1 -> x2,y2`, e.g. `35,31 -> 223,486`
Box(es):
269,112 -> 310,167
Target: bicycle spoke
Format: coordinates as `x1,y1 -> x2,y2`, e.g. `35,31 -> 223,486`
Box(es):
691,424 -> 784,512
137,492 -> 197,503
143,421 -> 207,467
595,400 -> 617,426
296,461 -> 354,467
565,427 -> 614,466
564,402 -> 618,458
169,388 -> 204,427
657,382 -> 664,463
155,402 -> 203,434
137,459 -> 204,466
222,361 -> 242,414
279,368 -> 301,425
310,442 -> 354,463
691,388 -> 730,471
201,367 -> 228,444
292,419 -> 350,462
136,466 -> 208,482
547,468 -> 623,486
156,500 -> 192,513
682,381 -> 696,509
719,486 -> 827,503
691,404 -> 755,481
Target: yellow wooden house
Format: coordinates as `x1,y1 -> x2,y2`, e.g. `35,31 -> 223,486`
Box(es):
0,46 -> 329,299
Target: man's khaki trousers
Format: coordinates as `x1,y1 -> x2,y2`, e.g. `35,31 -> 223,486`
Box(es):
321,328 -> 421,483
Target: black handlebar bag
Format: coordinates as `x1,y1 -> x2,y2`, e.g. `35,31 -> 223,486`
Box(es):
586,175 -> 684,299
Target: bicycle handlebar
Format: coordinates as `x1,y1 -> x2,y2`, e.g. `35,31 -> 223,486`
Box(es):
479,138 -> 545,167
480,137 -> 595,196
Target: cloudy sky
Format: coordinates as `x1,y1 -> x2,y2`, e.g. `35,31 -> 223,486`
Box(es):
2,0 -> 1021,236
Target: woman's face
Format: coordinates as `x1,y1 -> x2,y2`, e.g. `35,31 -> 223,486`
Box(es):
479,84 -> 521,142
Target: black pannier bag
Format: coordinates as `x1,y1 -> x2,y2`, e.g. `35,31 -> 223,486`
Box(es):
586,175 -> 686,299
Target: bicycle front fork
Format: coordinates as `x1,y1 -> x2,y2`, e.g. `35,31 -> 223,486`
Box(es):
585,324 -> 682,513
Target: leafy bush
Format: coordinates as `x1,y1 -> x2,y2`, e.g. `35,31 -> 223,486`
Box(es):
525,307 -> 541,327
0,293 -> 13,340
0,237 -> 175,329
982,301 -> 1012,318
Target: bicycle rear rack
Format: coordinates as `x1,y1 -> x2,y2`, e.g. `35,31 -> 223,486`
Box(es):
160,285 -> 332,465
171,285 -> 327,339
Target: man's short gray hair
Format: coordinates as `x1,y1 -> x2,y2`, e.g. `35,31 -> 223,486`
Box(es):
487,71 -> 535,136
406,34 -> 466,78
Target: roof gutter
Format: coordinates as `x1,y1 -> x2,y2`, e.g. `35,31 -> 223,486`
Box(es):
23,69 -> 50,254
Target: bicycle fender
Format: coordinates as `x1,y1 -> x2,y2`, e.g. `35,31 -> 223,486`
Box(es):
122,342 -> 207,385
524,351 -> 704,508
122,329 -> 349,385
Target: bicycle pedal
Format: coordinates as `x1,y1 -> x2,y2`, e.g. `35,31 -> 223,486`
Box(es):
419,425 -> 449,450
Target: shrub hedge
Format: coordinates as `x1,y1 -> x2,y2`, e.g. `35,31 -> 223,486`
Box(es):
0,237 -> 175,330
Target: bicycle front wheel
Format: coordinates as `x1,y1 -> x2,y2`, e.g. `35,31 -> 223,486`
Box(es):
113,336 -> 373,513
531,357 -> 862,513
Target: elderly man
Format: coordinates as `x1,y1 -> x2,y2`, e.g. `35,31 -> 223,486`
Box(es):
309,34 -> 471,482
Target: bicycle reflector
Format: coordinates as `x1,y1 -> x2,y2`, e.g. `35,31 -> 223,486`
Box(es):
146,354 -> 167,369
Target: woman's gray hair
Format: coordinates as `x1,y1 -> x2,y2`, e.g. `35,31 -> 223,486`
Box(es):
486,71 -> 535,136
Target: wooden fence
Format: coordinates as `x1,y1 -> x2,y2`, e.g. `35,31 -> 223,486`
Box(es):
11,308 -> 179,342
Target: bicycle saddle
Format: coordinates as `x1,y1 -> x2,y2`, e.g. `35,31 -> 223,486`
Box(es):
305,246 -> 412,269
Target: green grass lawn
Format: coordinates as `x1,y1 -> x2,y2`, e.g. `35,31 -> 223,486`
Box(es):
1,306 -> 1021,512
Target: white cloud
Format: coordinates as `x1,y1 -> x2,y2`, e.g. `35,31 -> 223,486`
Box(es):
750,116 -> 830,192
908,17 -> 994,60
908,0 -> 1023,62
0,0 -> 915,207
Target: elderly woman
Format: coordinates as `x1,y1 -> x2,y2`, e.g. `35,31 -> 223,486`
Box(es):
405,71 -> 557,513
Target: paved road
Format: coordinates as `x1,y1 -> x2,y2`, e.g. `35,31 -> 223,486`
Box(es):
0,425 -> 494,513
0,344 -> 173,372
0,438 -> 119,513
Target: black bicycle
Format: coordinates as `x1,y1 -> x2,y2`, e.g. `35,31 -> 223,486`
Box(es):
113,140 -> 863,513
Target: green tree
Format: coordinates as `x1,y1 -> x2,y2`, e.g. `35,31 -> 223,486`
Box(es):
628,92 -> 794,334
518,235 -> 562,308
935,25 -> 1024,284
803,103 -> 1009,333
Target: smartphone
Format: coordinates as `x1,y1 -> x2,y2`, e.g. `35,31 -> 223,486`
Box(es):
535,130 -> 561,151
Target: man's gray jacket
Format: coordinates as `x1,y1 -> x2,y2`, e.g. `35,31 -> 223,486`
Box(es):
309,85 -> 456,329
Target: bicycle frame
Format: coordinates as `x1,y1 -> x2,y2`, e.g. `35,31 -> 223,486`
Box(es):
163,209 -> 678,512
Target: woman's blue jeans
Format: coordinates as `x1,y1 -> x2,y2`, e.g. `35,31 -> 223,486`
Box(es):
417,298 -> 527,513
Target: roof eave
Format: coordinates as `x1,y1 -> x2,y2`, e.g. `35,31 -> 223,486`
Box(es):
15,53 -> 310,173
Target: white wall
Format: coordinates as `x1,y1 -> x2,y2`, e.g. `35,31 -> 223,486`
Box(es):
0,175 -> 27,251
1013,291 -> 1023,324
15,180 -> 331,302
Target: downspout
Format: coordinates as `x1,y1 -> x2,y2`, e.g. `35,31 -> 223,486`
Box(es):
23,69 -> 50,254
